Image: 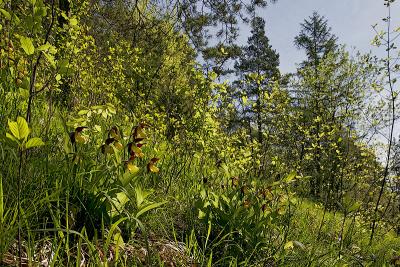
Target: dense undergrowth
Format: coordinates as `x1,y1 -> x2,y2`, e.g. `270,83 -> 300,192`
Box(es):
0,0 -> 400,266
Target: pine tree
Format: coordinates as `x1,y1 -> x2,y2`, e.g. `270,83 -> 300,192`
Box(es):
294,13 -> 370,205
234,16 -> 280,144
294,11 -> 337,67
294,12 -> 338,198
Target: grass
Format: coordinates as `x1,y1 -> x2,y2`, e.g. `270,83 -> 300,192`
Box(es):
0,113 -> 399,266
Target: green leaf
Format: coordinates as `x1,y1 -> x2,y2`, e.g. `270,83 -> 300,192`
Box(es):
8,120 -> 20,139
110,192 -> 130,217
198,209 -> 206,219
136,201 -> 166,218
207,251 -> 213,267
58,59 -> 70,74
7,117 -> 31,141
0,8 -> 11,20
113,231 -> 125,248
116,192 -> 129,207
12,14 -> 20,25
135,187 -> 152,207
17,117 -> 30,140
43,52 -> 56,68
25,137 -> 44,149
119,171 -> 137,187
5,132 -> 18,143
69,17 -> 78,26
284,241 -> 294,250
37,43 -> 51,51
348,201 -> 361,213
104,217 -> 127,250
20,36 -> 35,55
284,171 -> 297,183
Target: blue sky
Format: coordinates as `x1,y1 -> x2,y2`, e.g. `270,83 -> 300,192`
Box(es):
240,0 -> 400,74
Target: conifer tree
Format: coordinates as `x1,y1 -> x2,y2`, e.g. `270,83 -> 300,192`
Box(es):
294,11 -> 337,67
235,16 -> 280,144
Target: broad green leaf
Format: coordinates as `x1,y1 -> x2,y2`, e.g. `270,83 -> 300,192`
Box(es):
209,72 -> 217,80
113,231 -> 125,248
34,7 -> 47,18
7,117 -> 30,141
135,187 -> 152,207
25,137 -> 44,149
110,192 -> 130,217
20,36 -> 35,55
94,125 -> 101,132
63,134 -> 72,154
119,171 -> 138,186
116,192 -> 129,207
17,117 -> 30,140
111,145 -> 121,165
5,132 -> 17,143
58,59 -> 70,74
77,109 -> 89,115
0,8 -> 11,20
8,120 -> 19,139
198,209 -> 206,219
12,14 -> 20,25
104,217 -> 127,250
37,43 -> 51,51
284,171 -> 297,183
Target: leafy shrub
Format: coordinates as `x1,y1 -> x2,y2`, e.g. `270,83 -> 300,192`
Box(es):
194,172 -> 297,265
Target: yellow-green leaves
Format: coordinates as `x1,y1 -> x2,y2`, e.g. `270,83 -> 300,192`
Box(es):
69,17 -> 78,26
284,240 -> 305,251
6,117 -> 44,149
37,43 -> 57,53
20,36 -> 35,55
8,117 -> 30,141
284,241 -> 294,250
25,137 -> 45,149
0,8 -> 11,20
284,171 -> 297,183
